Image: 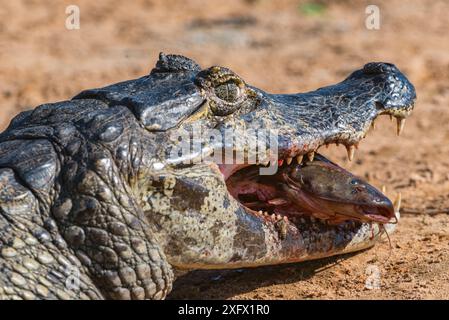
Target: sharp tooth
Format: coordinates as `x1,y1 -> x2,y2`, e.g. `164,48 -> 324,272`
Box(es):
296,155 -> 303,164
271,214 -> 276,220
307,152 -> 315,162
396,118 -> 406,136
258,210 -> 263,215
394,193 -> 402,212
286,157 -> 293,165
381,185 -> 387,194
346,145 -> 355,161
278,159 -> 284,166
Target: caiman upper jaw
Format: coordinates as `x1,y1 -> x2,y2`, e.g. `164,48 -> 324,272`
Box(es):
242,62 -> 417,164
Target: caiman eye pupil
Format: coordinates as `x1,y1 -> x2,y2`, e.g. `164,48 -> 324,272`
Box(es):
214,81 -> 240,102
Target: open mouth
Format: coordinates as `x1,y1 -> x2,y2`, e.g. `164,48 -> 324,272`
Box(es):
218,115 -> 404,232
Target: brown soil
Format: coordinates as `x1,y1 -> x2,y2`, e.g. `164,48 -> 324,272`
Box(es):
1,0 -> 448,299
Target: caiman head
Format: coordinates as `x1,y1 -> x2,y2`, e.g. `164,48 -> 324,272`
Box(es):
77,53 -> 416,270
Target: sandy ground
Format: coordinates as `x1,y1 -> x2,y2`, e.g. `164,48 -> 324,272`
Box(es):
0,0 -> 448,299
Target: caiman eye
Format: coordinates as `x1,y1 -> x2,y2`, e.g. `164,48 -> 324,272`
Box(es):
194,66 -> 250,116
214,81 -> 241,102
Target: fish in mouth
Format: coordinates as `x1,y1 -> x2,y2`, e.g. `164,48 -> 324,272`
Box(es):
224,153 -> 397,228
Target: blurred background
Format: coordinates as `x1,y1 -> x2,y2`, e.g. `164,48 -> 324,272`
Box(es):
0,0 -> 448,299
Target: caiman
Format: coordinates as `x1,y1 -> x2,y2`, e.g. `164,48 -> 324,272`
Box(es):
0,54 -> 416,299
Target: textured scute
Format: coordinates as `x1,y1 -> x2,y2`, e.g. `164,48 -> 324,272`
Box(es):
2,99 -> 109,132
0,96 -> 175,299
0,168 -> 103,300
0,139 -> 58,211
53,149 -> 174,299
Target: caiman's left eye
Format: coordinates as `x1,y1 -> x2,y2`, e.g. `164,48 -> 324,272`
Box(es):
214,81 -> 242,102
194,66 -> 250,116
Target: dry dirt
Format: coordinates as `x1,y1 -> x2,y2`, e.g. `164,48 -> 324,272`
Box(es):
0,0 -> 448,299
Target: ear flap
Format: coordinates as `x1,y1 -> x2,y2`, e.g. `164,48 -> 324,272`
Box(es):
73,54 -> 204,131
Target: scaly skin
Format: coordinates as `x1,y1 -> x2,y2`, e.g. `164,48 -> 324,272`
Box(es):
0,54 -> 416,299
